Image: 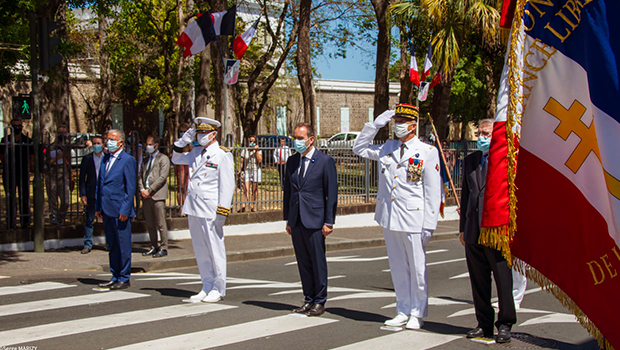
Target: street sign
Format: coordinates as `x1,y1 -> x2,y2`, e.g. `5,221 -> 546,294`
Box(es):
12,94 -> 32,120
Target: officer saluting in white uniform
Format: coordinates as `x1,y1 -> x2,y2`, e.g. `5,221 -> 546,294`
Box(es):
172,117 -> 234,303
353,104 -> 441,329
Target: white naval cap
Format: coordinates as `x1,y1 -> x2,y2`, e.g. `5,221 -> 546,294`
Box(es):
194,117 -> 221,131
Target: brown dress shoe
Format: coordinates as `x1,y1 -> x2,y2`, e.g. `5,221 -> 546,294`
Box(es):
292,303 -> 314,314
307,304 -> 325,317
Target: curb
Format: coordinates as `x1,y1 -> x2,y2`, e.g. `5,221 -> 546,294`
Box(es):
102,232 -> 459,273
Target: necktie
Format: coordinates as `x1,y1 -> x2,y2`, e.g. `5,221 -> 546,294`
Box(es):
279,149 -> 282,162
299,156 -> 306,183
400,143 -> 406,159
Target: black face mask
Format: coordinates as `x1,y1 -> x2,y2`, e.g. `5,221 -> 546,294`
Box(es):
57,135 -> 67,142
13,126 -> 23,135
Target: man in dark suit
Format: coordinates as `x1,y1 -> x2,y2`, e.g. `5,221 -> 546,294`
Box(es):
138,135 -> 171,258
96,129 -> 137,290
79,136 -> 104,254
459,119 -> 516,343
283,123 -> 338,317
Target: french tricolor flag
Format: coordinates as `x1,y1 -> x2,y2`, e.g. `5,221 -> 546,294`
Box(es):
481,1 -> 620,348
176,6 -> 237,57
421,43 -> 433,81
233,18 -> 260,60
409,44 -> 420,87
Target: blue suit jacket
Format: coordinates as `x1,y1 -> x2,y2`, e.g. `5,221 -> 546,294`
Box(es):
79,152 -> 99,202
95,150 -> 137,218
283,149 -> 338,230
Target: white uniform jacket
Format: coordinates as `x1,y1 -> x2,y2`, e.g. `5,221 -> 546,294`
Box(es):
353,123 -> 442,232
171,141 -> 234,219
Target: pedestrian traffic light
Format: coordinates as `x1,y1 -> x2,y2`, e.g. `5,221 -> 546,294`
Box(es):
12,95 -> 32,120
39,17 -> 63,72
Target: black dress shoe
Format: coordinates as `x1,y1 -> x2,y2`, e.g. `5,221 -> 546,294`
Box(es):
98,281 -> 116,288
153,249 -> 168,258
292,303 -> 314,314
142,247 -> 158,256
110,281 -> 131,290
466,327 -> 493,339
496,325 -> 511,343
307,303 -> 325,317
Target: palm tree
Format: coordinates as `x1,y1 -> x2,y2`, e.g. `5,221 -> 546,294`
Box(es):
391,0 -> 501,139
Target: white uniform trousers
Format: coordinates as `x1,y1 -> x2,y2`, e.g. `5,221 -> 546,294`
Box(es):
188,215 -> 227,296
512,268 -> 528,308
384,229 -> 430,318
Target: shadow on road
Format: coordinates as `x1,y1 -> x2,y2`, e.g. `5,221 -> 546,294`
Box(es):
77,277 -> 108,285
326,307 -> 386,323
243,300 -> 297,311
140,287 -> 194,298
0,251 -> 26,266
423,321 -> 470,335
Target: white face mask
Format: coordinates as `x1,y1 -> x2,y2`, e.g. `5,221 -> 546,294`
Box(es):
146,145 -> 156,154
198,132 -> 215,146
394,122 -> 413,138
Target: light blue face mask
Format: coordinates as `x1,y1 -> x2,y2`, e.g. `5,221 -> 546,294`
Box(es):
249,142 -> 256,147
293,139 -> 309,153
477,136 -> 491,153
92,144 -> 103,153
107,139 -> 120,153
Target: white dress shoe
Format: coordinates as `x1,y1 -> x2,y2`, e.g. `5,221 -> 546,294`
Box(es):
202,290 -> 222,303
384,313 -> 409,327
405,317 -> 424,330
189,290 -> 207,301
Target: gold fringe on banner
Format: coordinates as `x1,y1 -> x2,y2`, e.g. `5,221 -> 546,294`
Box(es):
500,27 -> 511,45
513,259 -> 614,350
478,224 -> 513,265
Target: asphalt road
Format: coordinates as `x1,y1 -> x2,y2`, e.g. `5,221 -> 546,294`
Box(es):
0,239 -> 599,350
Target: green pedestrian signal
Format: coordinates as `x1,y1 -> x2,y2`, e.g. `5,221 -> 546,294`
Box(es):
12,95 -> 32,120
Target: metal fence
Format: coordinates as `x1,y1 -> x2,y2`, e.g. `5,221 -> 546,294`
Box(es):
0,131 -> 479,230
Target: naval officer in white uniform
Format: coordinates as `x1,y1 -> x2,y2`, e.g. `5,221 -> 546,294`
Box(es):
172,117 -> 234,303
353,103 -> 441,329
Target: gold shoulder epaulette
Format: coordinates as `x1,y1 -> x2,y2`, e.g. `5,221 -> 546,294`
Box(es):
220,145 -> 231,152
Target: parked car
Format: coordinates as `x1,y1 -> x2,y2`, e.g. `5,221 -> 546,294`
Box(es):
325,132 -> 360,149
69,133 -> 101,167
255,135 -> 294,163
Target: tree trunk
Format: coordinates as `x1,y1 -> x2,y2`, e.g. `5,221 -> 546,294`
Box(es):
398,27 -> 412,104
296,0 -> 316,126
196,46 -> 211,119
370,0 -> 391,140
430,77 -> 453,140
95,12 -> 112,133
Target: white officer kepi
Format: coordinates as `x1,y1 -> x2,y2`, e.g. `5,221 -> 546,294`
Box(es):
171,117 -> 234,303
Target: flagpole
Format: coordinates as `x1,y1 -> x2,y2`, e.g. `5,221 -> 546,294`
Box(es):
429,116 -> 460,207
214,39 -> 228,144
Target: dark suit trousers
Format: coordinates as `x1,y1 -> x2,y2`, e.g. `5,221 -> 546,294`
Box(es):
465,242 -> 516,333
291,221 -> 328,305
143,198 -> 168,250
103,212 -> 132,283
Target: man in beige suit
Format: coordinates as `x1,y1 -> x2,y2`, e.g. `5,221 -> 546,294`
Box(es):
138,135 -> 171,258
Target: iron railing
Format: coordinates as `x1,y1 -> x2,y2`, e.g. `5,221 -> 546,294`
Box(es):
0,131 -> 479,229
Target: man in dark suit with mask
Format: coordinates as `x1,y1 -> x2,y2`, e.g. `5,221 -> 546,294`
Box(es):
284,123 -> 338,317
459,119 -> 516,343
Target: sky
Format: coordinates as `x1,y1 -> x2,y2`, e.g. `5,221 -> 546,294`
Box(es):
314,47 -> 377,82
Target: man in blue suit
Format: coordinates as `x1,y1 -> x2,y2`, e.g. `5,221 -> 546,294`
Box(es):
96,130 -> 137,290
284,123 -> 338,317
79,136 -> 104,254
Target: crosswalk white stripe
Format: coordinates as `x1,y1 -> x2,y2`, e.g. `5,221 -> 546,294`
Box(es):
0,303 -> 236,347
427,258 -> 466,266
109,314 -> 338,350
330,330 -> 460,349
0,291 -> 149,317
0,276 -> 9,279
0,282 -> 76,296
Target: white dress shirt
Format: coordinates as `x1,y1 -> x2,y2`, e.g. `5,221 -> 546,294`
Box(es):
145,151 -> 159,188
93,153 -> 103,178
